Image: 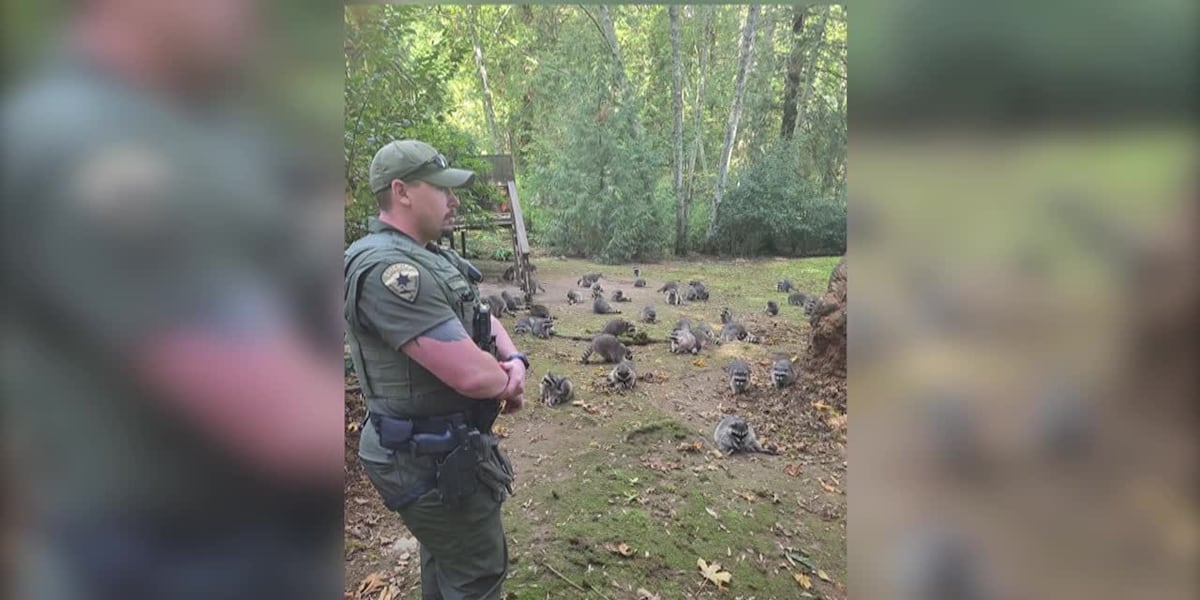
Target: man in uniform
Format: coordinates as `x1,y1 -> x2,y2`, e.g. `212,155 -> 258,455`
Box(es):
2,1 -> 343,598
345,139 -> 528,599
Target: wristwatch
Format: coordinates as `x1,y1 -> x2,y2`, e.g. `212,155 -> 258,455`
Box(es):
503,352 -> 530,370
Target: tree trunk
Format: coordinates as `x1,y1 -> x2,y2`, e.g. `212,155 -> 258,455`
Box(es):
468,6 -> 504,154
797,7 -> 830,136
780,5 -> 807,140
596,5 -> 641,140
707,4 -> 761,242
669,5 -> 685,255
683,6 -> 715,249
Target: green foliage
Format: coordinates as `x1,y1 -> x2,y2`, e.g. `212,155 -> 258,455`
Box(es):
709,138 -> 846,256
343,5 -> 502,245
529,74 -> 670,263
344,4 -> 846,258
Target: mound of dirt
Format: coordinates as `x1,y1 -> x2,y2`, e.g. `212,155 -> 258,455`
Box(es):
804,256 -> 847,386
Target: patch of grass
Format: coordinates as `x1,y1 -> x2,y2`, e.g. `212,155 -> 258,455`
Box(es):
503,438 -> 842,599
621,418 -> 693,444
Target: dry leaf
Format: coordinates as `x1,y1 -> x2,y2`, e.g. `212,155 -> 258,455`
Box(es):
605,542 -> 635,557
794,573 -> 813,589
692,358 -> 706,368
818,569 -> 832,582
737,490 -> 757,502
376,584 -> 396,600
820,480 -> 839,494
785,464 -> 803,477
705,506 -> 720,519
355,571 -> 388,597
347,421 -> 361,433
697,558 -> 733,588
493,424 -> 510,438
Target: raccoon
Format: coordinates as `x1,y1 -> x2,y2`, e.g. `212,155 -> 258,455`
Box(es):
687,279 -> 704,287
788,292 -> 809,306
581,334 -> 633,364
777,279 -> 795,293
502,265 -> 516,282
577,273 -> 602,287
610,289 -> 631,303
666,289 -> 683,306
771,356 -> 797,388
528,304 -> 551,319
633,277 -> 647,288
803,296 -> 820,317
540,373 -> 574,406
668,328 -> 700,355
593,296 -> 621,315
632,267 -> 641,278
501,290 -> 523,312
713,415 -> 772,455
727,360 -> 751,394
484,295 -> 508,318
692,322 -> 716,347
720,321 -> 760,344
601,318 -> 636,337
515,316 -> 555,339
672,319 -> 693,332
719,307 -> 733,324
657,280 -> 679,293
766,300 -> 779,316
686,282 -> 709,301
567,289 -> 583,305
591,282 -> 604,296
609,360 -> 636,391
639,305 -> 657,324
591,287 -> 604,300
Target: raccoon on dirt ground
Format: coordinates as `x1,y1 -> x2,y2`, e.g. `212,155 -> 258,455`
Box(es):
540,373 -> 574,406
580,334 -> 633,364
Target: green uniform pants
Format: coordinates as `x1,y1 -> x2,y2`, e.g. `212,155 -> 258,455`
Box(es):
362,454 -> 508,600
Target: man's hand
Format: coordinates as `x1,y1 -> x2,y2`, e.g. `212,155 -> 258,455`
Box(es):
497,359 -> 526,413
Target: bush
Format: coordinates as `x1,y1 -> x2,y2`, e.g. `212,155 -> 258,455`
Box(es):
707,139 -> 846,257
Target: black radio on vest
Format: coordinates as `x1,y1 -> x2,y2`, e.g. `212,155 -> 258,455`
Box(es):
472,303 -> 502,432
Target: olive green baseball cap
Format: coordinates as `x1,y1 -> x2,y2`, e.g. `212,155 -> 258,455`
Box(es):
368,140 -> 474,193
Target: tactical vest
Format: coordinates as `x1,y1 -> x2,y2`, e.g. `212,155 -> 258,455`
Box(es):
344,226 -> 481,419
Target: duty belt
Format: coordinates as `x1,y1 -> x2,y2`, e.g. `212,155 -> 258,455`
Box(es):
369,412 -> 470,455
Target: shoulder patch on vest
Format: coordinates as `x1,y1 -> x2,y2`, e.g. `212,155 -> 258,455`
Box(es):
381,263 -> 420,302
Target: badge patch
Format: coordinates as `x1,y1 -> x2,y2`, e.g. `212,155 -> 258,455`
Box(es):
382,263 -> 420,302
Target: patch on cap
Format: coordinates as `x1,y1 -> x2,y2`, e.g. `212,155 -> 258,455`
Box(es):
382,263 -> 420,302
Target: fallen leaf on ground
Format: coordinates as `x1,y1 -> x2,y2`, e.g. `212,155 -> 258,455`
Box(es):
692,358 -> 706,367
785,464 -> 803,477
795,573 -> 813,589
820,480 -> 839,494
697,558 -> 732,588
355,572 -> 387,598
604,542 -> 635,557
818,569 -> 832,582
705,506 -> 720,519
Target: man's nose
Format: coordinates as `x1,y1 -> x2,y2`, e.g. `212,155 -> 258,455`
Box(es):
448,191 -> 459,206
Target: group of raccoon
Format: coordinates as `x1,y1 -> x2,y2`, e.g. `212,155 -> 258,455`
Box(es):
481,290 -> 557,339
772,278 -> 828,323
535,268 -> 792,456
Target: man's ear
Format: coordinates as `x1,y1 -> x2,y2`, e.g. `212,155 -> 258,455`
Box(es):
392,179 -> 413,208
